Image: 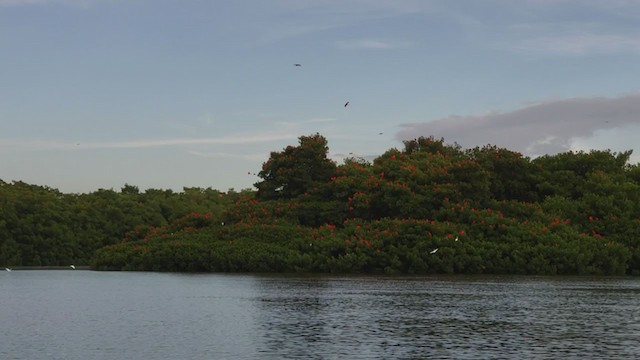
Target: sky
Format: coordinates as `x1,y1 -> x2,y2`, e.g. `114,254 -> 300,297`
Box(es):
1,0 -> 640,193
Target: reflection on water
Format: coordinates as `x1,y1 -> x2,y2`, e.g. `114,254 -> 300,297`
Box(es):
253,275 -> 640,359
1,272 -> 639,359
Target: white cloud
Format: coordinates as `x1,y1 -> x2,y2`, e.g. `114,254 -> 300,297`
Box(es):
396,94 -> 640,157
0,132 -> 299,151
337,39 -> 413,50
187,150 -> 266,161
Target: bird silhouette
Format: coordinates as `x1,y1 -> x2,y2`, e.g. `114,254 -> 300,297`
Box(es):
344,101 -> 350,107
294,63 -> 302,67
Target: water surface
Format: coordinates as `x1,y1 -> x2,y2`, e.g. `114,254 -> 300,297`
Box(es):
1,271 -> 638,359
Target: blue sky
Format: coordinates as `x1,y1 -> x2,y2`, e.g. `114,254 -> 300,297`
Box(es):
2,0 -> 640,193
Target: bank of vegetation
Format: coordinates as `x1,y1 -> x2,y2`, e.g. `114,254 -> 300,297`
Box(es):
3,134 -> 640,275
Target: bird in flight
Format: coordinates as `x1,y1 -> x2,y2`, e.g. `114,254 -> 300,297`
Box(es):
430,248 -> 439,254
5,268 -> 11,272
70,264 -> 75,269
344,101 -> 350,107
294,63 -> 302,67
378,132 -> 383,135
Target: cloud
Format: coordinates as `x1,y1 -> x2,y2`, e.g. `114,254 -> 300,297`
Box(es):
396,94 -> 640,157
0,0 -> 87,6
331,152 -> 377,163
518,33 -> 640,55
275,117 -> 337,128
337,39 -> 413,50
0,0 -> 47,5
187,150 -> 267,161
0,132 -> 299,151
257,0 -> 434,44
275,0 -> 434,15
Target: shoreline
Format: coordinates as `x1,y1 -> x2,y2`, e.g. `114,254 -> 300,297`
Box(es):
5,266 -> 91,271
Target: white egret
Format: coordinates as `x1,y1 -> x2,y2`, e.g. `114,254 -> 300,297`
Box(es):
5,268 -> 11,272
430,248 -> 439,254
70,264 -> 76,269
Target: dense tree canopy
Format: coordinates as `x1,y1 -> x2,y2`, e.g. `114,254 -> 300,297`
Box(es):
3,134 -> 640,275
255,133 -> 337,200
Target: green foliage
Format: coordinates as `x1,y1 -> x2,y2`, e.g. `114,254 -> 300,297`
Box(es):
3,134 -> 640,275
255,133 -> 337,200
0,182 -> 235,267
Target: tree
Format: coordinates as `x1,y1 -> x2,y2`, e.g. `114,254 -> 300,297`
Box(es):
255,133 -> 337,200
468,145 -> 539,202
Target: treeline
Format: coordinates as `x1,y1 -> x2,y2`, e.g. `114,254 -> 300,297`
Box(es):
4,134 -> 640,274
0,182 -> 247,266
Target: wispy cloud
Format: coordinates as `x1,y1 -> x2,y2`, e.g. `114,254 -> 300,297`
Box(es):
396,94 -> 640,156
337,39 -> 413,50
330,152 -> 377,163
187,150 -> 267,161
257,0 -> 434,44
0,132 -> 299,151
0,0 -> 87,6
0,0 -> 47,5
275,117 -> 337,128
275,0 -> 435,15
518,33 -> 640,55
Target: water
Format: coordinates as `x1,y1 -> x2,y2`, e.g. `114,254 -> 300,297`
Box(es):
1,271 -> 639,359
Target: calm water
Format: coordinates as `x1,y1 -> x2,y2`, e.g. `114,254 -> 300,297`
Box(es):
1,271 -> 639,359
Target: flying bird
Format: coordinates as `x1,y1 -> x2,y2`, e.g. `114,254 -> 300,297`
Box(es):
69,264 -> 75,269
344,101 -> 350,107
455,236 -> 459,242
5,268 -> 11,272
430,248 -> 439,254
378,132 -> 383,135
294,63 -> 302,67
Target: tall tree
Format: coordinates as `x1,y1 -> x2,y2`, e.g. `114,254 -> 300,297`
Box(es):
255,133 -> 337,200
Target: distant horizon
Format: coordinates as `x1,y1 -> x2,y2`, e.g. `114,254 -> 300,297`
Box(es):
3,132 -> 638,195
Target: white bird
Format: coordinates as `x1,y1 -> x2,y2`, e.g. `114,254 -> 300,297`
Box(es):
69,264 -> 75,269
430,248 -> 439,254
5,268 -> 11,272
455,236 -> 459,242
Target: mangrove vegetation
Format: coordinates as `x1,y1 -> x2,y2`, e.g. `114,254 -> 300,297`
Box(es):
3,134 -> 640,275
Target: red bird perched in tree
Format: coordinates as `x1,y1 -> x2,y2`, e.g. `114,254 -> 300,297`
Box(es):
344,101 -> 350,107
